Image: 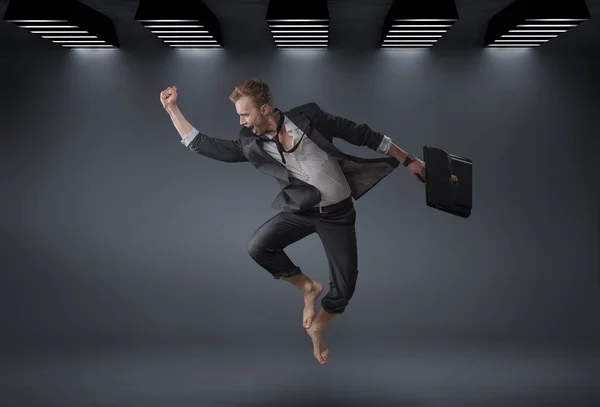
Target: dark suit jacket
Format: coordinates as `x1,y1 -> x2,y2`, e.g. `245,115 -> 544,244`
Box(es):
186,102 -> 400,212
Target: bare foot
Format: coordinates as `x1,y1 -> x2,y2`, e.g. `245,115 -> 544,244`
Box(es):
306,322 -> 329,364
303,280 -> 323,329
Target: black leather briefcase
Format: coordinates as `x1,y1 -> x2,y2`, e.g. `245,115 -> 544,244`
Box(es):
423,146 -> 472,218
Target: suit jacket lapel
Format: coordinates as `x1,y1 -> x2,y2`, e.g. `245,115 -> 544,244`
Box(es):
290,111 -> 352,161
246,136 -> 288,182
244,108 -> 351,182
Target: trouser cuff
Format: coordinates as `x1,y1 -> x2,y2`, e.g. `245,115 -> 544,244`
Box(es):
321,304 -> 345,314
272,266 -> 302,280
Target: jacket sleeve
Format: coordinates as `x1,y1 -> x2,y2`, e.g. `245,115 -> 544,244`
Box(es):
181,127 -> 248,163
313,103 -> 392,154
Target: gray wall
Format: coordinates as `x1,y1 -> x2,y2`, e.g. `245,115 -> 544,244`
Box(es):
2,45 -> 599,352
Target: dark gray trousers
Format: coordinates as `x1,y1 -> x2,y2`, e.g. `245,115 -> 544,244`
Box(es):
247,197 -> 358,314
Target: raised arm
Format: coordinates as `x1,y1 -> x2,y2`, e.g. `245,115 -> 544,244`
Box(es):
161,86 -> 248,163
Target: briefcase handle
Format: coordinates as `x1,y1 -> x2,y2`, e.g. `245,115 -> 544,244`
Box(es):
423,146 -> 460,185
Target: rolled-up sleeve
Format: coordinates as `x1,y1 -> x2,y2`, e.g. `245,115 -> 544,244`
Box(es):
181,127 -> 200,147
376,135 -> 392,154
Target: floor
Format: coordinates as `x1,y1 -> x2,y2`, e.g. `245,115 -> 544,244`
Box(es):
2,342 -> 599,407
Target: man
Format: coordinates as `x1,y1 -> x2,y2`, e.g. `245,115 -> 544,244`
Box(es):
161,79 -> 426,364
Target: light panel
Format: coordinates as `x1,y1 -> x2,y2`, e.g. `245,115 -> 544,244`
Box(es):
380,0 -> 459,48
484,0 -> 590,48
135,0 -> 223,49
3,0 -> 119,49
267,0 -> 329,49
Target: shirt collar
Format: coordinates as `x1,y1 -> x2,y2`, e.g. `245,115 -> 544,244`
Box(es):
263,113 -> 298,138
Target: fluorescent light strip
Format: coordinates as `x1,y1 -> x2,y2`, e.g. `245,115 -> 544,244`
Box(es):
382,44 -> 433,47
31,30 -> 88,34
391,25 -> 451,28
170,44 -> 221,47
384,43 -> 437,45
501,34 -> 558,38
61,44 -> 114,47
163,40 -> 217,43
276,45 -> 328,47
271,30 -> 328,33
19,25 -> 78,28
145,25 -> 204,28
274,39 -> 327,42
525,19 -> 586,22
495,38 -> 550,42
7,19 -> 68,22
509,29 -> 567,33
150,30 -> 208,33
517,24 -> 576,27
268,19 -> 329,22
52,40 -> 105,43
386,35 -> 442,38
157,36 -> 214,39
138,19 -> 198,22
389,30 -> 446,33
269,25 -> 328,28
273,35 -> 328,38
487,44 -> 540,47
42,35 -> 97,38
384,39 -> 437,42
395,19 -> 455,21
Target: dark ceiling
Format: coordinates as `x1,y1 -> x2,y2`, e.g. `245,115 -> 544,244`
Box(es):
1,0 -> 599,51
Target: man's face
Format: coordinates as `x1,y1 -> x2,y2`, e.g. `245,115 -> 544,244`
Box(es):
235,96 -> 269,135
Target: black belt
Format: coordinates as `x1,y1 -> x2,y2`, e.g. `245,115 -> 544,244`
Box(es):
308,196 -> 352,214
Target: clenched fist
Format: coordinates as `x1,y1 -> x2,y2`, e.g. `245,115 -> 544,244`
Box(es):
160,86 -> 178,109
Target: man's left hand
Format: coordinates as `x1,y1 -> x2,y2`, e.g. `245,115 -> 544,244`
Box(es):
407,158 -> 426,182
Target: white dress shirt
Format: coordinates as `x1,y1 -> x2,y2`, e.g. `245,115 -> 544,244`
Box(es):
181,114 -> 392,208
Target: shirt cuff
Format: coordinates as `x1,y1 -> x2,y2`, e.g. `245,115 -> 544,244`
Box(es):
181,127 -> 199,147
376,135 -> 392,154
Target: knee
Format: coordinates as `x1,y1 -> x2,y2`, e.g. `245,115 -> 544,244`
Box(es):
247,237 -> 260,259
247,236 -> 268,259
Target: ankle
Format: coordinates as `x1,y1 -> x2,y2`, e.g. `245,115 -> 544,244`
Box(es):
302,279 -> 316,293
282,273 -> 312,291
315,309 -> 336,326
